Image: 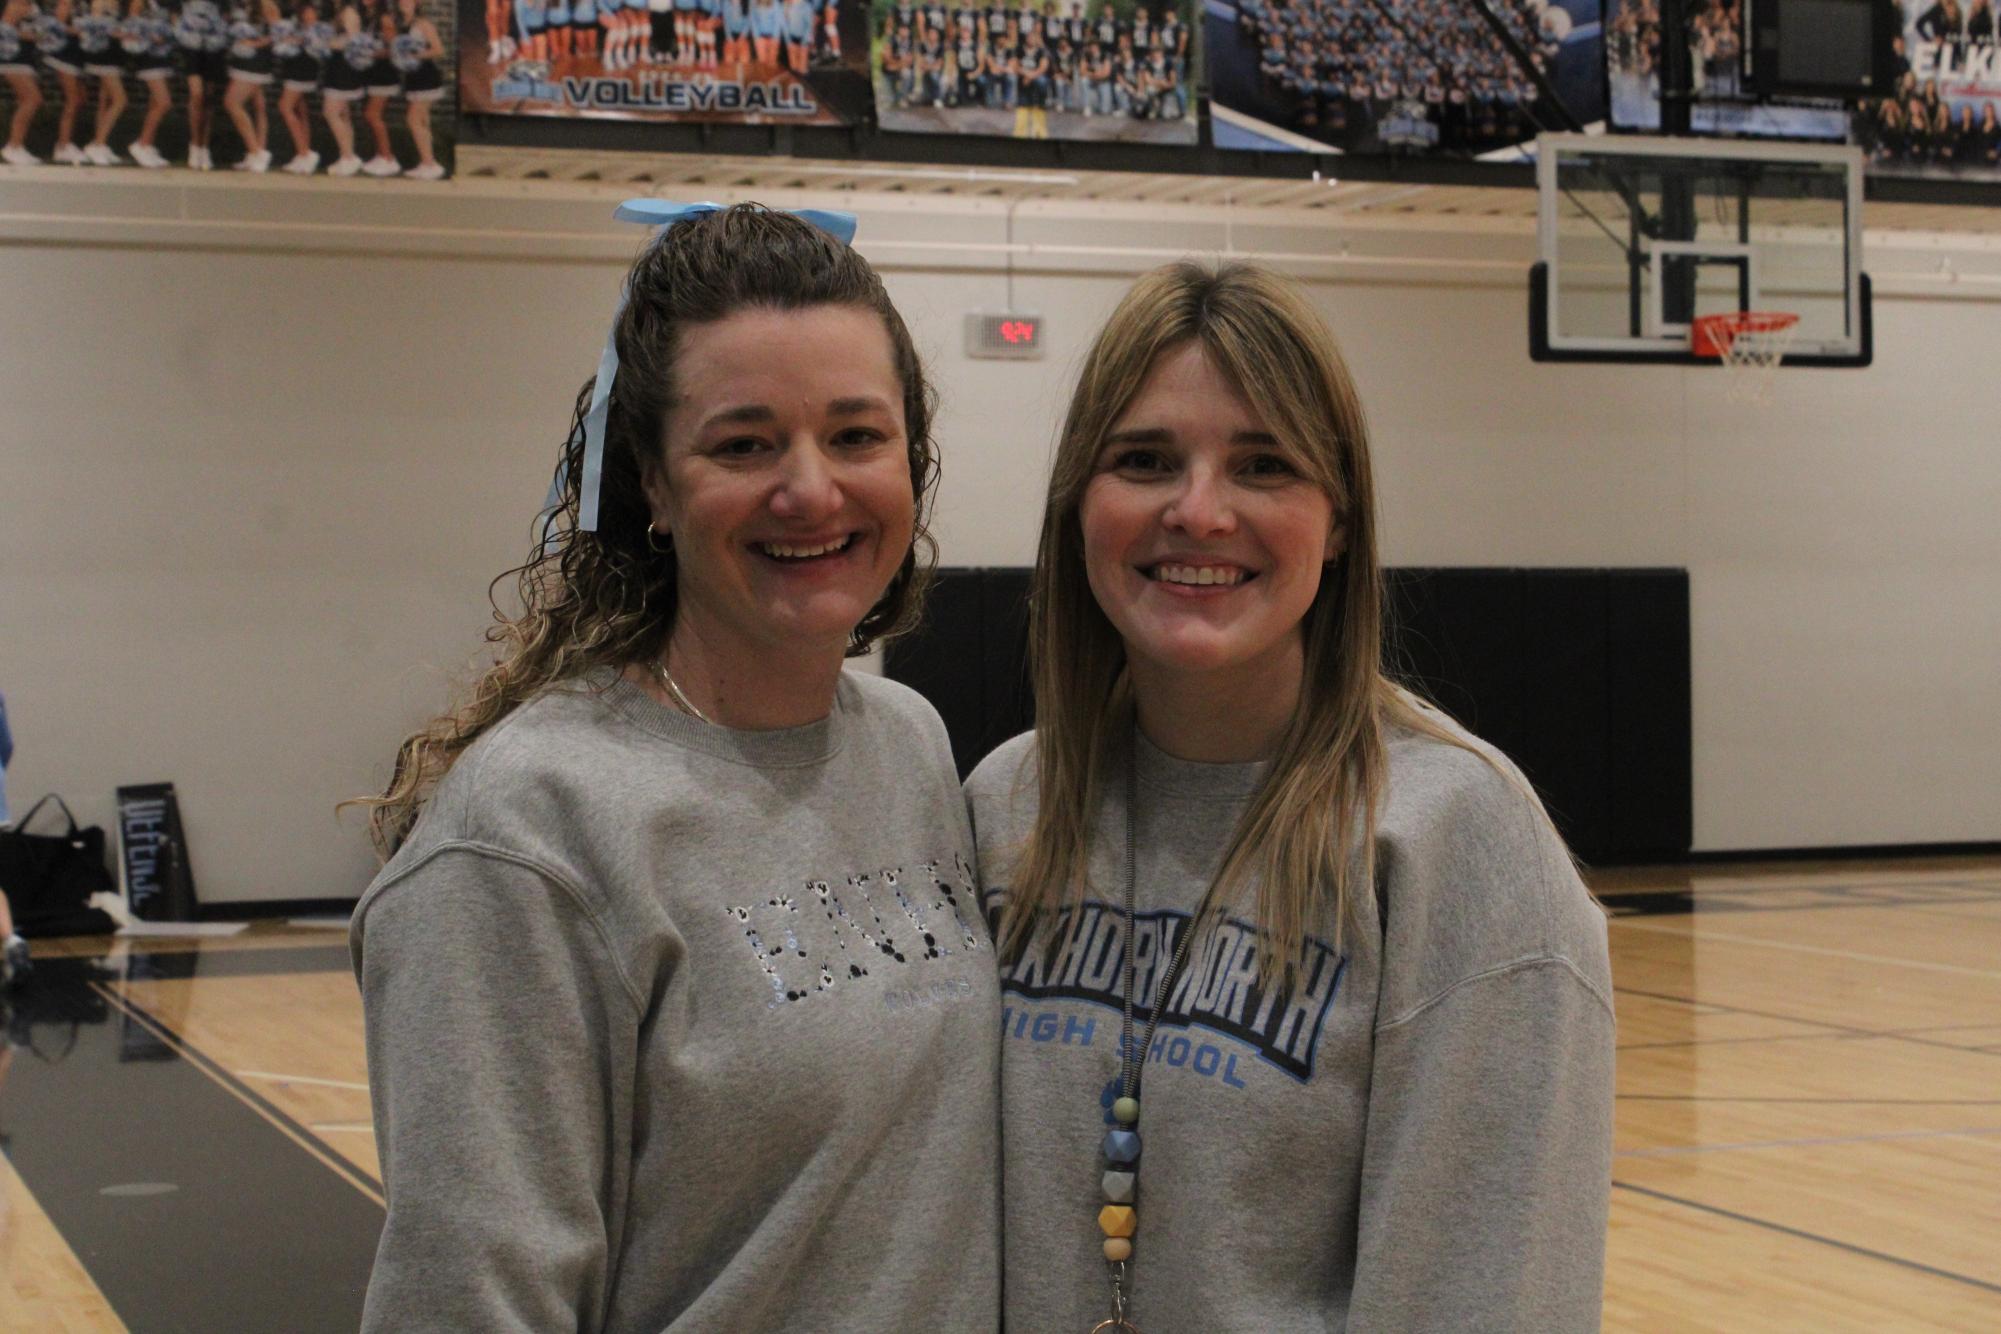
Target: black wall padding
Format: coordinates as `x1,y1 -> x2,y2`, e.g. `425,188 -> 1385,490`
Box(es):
885,567 -> 1692,863
885,568 -> 1034,777
1386,568 -> 1692,861
1606,574 -> 1694,857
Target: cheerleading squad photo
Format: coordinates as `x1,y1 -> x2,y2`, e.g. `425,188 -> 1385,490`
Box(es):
1854,72 -> 2001,173
1207,0 -> 1600,156
462,0 -> 874,124
0,0 -> 453,175
1849,0 -> 2001,178
872,0 -> 1198,143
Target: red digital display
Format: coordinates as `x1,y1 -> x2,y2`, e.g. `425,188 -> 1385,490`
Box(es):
968,311 -> 1046,358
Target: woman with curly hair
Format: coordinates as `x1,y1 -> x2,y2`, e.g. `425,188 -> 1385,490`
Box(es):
346,201 -> 999,1331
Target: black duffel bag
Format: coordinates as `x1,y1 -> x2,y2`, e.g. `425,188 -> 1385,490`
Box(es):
0,795 -> 120,938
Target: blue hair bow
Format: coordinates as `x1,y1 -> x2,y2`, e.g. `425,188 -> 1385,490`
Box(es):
545,199 -> 860,533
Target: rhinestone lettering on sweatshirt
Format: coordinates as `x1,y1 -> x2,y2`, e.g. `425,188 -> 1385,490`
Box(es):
727,853 -> 986,1007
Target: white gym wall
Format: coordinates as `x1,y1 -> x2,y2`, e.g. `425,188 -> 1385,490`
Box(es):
0,173 -> 1995,904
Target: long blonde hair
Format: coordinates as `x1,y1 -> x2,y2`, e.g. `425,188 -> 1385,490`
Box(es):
346,206 -> 940,858
1000,262 -> 1509,977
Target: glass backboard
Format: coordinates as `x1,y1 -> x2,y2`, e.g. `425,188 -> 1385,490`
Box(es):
1531,133 -> 1870,366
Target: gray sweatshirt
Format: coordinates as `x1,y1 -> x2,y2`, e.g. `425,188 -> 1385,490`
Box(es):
351,670 -> 1001,1333
966,721 -> 1613,1333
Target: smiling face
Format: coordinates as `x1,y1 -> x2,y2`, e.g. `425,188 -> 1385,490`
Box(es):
642,304 -> 915,670
1079,340 -> 1340,692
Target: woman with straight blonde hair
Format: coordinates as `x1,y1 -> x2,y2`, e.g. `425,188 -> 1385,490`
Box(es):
969,261 -> 1613,1332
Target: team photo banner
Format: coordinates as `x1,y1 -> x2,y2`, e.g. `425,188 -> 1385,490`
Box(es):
1605,0 -> 2001,180
1857,0 -> 2001,178
461,0 -> 873,122
872,0 -> 1198,144
1205,0 -> 1603,156
1606,0 -> 1847,138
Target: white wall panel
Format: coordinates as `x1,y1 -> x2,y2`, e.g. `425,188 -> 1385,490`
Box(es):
1,176 -> 1994,904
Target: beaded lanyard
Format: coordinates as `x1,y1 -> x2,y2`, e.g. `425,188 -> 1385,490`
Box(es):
1093,749 -> 1211,1334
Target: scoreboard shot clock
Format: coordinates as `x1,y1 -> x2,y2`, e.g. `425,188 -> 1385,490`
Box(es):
964,311 -> 1045,360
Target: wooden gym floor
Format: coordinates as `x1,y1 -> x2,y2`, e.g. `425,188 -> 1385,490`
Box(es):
2,854 -> 1998,1331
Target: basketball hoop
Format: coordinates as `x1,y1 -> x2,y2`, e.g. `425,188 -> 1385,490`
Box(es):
1691,311 -> 1800,403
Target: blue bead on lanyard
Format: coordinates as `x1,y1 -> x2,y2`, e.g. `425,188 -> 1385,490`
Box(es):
544,199 -> 861,532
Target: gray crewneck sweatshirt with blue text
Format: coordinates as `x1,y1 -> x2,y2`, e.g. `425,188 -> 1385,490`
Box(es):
967,717 -> 1614,1333
352,670 -> 1001,1333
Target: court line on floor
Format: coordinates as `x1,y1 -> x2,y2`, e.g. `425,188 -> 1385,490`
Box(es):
1614,985 -> 2001,1062
1599,892 -> 2001,922
1597,877 -> 2001,897
237,1070 -> 371,1092
1620,1095 -> 2001,1105
0,1153 -> 124,1322
1619,1021 -> 2001,1051
1596,879 -> 2001,913
1616,994 -> 1733,1016
92,982 -> 387,1203
1900,904 -> 2001,926
1611,1181 -> 2001,1295
1610,918 -> 2001,979
1612,986 -> 1877,1039
1617,1126 -> 2001,1157
5,958 -> 382,1331
1620,1030 -> 1868,1051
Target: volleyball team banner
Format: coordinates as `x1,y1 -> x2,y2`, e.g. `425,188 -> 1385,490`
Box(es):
1204,0 -> 1604,156
0,0 -> 454,177
871,0 -> 1197,144
461,0 -> 873,122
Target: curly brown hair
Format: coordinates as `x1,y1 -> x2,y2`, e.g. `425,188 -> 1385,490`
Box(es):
348,204 -> 940,857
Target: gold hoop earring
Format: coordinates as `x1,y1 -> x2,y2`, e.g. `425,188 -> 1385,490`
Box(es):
646,523 -> 673,555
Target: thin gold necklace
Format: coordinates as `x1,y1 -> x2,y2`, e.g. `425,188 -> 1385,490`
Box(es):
649,657 -> 712,725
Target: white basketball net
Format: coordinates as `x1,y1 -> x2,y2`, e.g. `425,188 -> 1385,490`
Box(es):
1712,316 -> 1800,404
